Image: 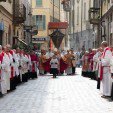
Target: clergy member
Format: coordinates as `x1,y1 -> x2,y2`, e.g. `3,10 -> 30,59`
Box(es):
100,41 -> 112,98
0,45 -> 7,96
30,50 -> 38,78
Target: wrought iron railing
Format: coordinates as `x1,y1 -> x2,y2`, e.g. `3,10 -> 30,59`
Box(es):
13,0 -> 26,24
89,7 -> 100,25
0,0 -> 6,2
61,0 -> 71,12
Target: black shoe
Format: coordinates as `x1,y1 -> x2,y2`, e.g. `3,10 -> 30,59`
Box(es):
0,92 -> 3,97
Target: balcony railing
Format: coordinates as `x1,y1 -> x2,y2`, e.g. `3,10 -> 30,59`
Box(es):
13,0 -> 26,24
61,0 -> 71,12
89,7 -> 100,25
0,0 -> 6,2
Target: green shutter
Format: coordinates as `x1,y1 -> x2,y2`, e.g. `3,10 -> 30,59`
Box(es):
36,0 -> 42,6
43,15 -> 46,30
32,16 -> 36,26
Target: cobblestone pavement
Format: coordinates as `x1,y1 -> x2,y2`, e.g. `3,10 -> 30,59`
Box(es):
0,68 -> 113,113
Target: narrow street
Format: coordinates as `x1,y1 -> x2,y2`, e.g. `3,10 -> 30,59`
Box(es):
0,68 -> 113,113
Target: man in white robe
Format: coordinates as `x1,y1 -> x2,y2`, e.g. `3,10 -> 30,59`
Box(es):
93,48 -> 103,89
100,41 -> 112,98
0,45 -> 7,95
26,52 -> 32,79
3,46 -> 11,91
6,45 -> 16,91
20,50 -> 28,82
16,48 -> 22,83
46,48 -> 54,59
12,49 -> 19,86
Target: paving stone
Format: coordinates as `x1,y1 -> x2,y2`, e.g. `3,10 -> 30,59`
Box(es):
0,68 -> 113,113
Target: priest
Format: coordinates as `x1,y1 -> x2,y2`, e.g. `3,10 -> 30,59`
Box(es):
39,50 -> 47,75
30,50 -> 38,78
6,45 -> 16,91
2,46 -> 11,92
65,50 -> 73,75
100,41 -> 112,98
0,45 -> 7,96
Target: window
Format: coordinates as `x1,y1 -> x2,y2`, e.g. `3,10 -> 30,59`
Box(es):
32,15 -> 46,31
32,15 -> 46,30
36,0 -> 42,7
54,0 -> 59,7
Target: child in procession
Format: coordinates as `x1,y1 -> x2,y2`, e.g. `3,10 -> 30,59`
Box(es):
50,54 -> 59,78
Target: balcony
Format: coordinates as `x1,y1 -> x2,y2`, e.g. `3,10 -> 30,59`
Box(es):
13,0 -> 26,24
89,7 -> 100,25
0,0 -> 6,2
61,0 -> 71,12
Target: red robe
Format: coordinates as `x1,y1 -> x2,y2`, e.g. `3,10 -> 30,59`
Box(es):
42,58 -> 68,73
60,58 -> 68,73
30,54 -> 38,72
88,52 -> 95,71
43,59 -> 51,72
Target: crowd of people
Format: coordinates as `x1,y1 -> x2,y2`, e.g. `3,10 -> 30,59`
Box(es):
0,45 -> 79,97
0,45 -> 38,97
81,41 -> 113,101
1,41 -> 113,102
38,49 -> 78,77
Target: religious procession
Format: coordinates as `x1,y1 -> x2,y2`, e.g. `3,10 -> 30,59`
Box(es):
81,41 -> 113,101
0,45 -> 78,97
0,44 -> 39,97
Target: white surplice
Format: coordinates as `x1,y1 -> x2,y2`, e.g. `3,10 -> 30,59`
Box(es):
3,53 -> 11,91
101,48 -> 112,96
0,53 -> 7,94
12,51 -> 19,76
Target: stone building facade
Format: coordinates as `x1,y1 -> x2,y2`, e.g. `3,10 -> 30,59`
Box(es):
0,0 -> 13,46
69,0 -> 95,51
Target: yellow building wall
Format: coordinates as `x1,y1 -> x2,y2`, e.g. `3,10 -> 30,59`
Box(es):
32,0 -> 61,50
32,8 -> 50,37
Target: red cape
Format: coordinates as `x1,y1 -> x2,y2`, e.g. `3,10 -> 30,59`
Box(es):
43,58 -> 68,73
60,58 -> 68,73
43,59 -> 51,72
30,54 -> 37,61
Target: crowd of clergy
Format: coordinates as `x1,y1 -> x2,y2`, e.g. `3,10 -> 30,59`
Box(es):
81,41 -> 113,101
0,45 -> 38,97
0,45 -> 78,97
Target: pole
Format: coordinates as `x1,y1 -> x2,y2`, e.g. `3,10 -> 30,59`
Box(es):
100,0 -> 102,42
53,0 -> 55,22
59,0 -> 60,22
30,0 -> 32,44
81,0 -> 83,37
73,0 -> 75,48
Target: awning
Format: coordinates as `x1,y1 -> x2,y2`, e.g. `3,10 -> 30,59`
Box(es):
48,22 -> 68,29
102,5 -> 113,19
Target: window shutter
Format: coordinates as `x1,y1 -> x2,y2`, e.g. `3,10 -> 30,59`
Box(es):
36,0 -> 42,6
32,16 -> 36,26
43,15 -> 46,30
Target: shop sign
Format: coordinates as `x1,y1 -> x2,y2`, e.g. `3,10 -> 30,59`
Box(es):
32,37 -> 47,41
